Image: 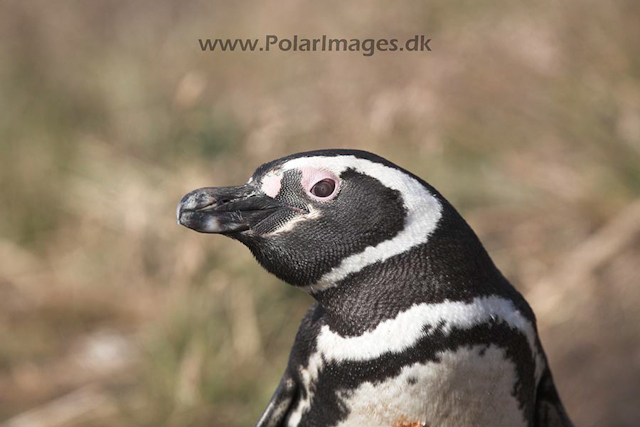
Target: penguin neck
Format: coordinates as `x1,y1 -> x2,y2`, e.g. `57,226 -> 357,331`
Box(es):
309,251 -> 432,336
308,215 -> 514,337
310,280 -> 391,336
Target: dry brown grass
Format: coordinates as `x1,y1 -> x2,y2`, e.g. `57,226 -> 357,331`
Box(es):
1,1 -> 639,426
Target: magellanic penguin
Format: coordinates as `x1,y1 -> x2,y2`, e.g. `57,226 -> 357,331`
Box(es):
177,149 -> 573,427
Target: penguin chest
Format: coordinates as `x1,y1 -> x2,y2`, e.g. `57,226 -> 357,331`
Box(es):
328,345 -> 528,427
286,297 -> 539,427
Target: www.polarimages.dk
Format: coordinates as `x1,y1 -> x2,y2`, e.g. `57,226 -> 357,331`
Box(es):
198,35 -> 432,56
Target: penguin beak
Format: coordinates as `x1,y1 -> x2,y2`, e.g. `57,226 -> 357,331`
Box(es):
177,184 -> 284,234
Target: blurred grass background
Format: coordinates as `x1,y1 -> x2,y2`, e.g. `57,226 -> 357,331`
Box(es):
1,0 -> 639,426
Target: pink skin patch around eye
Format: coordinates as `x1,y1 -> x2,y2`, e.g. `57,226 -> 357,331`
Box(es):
261,173 -> 282,198
299,167 -> 340,201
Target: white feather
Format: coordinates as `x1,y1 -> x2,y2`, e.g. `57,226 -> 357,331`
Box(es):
280,155 -> 443,293
286,295 -> 542,426
336,346 -> 528,427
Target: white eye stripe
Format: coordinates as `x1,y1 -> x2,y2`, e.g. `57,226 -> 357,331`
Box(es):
281,155 -> 443,292
259,166 -> 341,202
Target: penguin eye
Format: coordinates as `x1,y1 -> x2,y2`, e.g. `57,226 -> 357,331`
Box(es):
310,179 -> 336,198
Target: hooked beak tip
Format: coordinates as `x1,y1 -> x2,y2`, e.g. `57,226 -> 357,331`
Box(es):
176,185 -> 282,234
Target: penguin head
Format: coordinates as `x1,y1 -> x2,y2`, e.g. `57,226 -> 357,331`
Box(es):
177,150 -> 443,289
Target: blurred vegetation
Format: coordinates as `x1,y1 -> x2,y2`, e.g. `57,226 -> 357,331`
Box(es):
1,0 -> 639,426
